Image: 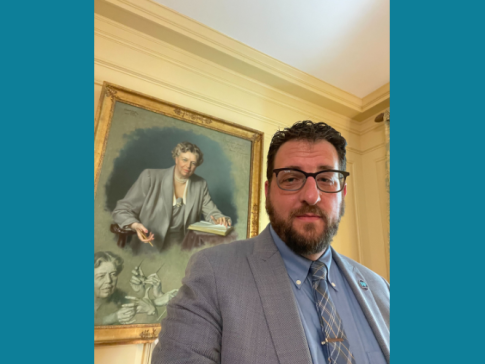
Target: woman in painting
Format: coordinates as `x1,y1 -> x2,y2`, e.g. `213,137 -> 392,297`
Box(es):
94,251 -> 137,325
94,251 -> 156,325
112,142 -> 231,253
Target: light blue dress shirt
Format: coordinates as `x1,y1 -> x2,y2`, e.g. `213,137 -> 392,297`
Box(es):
270,226 -> 386,364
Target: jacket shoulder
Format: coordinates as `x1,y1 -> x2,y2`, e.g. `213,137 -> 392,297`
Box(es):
142,168 -> 170,176
191,236 -> 259,272
201,237 -> 256,259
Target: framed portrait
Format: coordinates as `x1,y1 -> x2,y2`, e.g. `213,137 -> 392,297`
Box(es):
94,83 -> 263,345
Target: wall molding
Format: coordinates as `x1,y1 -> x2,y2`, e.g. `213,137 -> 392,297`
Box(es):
362,83 -> 390,110
95,55 -> 370,146
95,15 -> 362,136
359,119 -> 384,135
95,0 -> 389,120
347,146 -> 362,155
353,108 -> 390,135
95,57 -> 291,131
373,155 -> 390,279
103,0 -> 362,108
346,161 -> 363,263
140,343 -> 155,364
362,143 -> 386,155
96,49 -> 387,153
347,142 -> 385,156
94,31 -> 352,132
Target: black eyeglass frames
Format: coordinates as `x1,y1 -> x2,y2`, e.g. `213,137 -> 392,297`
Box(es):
273,168 -> 350,193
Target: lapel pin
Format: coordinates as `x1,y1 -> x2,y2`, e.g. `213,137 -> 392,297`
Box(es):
358,279 -> 369,290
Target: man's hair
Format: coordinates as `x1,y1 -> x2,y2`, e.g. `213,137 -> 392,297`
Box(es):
94,251 -> 124,275
266,120 -> 347,181
171,142 -> 204,166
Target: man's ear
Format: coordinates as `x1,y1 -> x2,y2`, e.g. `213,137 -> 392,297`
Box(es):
343,184 -> 347,197
264,180 -> 269,198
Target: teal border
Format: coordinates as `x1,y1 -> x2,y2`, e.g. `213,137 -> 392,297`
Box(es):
393,1 -> 484,362
2,1 -> 93,362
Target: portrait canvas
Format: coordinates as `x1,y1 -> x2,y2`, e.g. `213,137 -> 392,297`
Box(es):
94,83 -> 263,344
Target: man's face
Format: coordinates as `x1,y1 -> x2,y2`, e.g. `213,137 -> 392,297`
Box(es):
265,140 -> 347,257
175,152 -> 198,179
94,261 -> 119,298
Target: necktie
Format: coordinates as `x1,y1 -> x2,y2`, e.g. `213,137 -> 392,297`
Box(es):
310,261 -> 356,364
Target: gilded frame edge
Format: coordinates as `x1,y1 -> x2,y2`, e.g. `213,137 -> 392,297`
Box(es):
94,82 -> 263,345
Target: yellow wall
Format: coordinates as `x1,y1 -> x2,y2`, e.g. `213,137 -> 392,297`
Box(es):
94,1 -> 389,362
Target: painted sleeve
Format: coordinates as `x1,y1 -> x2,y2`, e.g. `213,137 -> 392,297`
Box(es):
111,169 -> 151,228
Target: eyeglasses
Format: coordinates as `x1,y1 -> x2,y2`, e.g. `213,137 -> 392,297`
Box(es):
273,168 -> 350,193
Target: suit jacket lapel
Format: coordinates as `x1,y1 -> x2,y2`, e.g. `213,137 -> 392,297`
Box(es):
161,166 -> 174,229
184,177 -> 196,227
332,248 -> 390,363
247,227 -> 312,364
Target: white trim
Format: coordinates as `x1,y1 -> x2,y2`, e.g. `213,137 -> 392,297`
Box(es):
96,0 -> 389,120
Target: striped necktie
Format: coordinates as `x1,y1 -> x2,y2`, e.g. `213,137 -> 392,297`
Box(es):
310,260 -> 356,364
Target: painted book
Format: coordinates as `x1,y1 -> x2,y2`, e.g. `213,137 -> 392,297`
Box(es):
188,221 -> 234,236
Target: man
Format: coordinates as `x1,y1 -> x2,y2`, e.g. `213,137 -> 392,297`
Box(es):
112,142 -> 231,252
152,121 -> 390,364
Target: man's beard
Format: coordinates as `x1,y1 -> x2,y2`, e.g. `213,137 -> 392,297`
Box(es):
266,195 -> 345,257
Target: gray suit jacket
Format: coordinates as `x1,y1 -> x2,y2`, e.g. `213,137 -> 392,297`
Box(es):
152,226 -> 390,364
112,167 -> 226,250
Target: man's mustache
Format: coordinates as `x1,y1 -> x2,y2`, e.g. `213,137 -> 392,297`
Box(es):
289,205 -> 327,220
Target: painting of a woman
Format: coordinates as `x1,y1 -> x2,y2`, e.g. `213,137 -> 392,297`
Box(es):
112,142 -> 232,253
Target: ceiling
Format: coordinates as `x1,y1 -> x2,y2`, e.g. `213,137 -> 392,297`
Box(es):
153,0 -> 389,99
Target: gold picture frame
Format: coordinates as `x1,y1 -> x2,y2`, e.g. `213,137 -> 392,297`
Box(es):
94,82 -> 263,345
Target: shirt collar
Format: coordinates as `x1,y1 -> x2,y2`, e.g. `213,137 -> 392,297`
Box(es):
269,224 -> 333,289
172,179 -> 189,206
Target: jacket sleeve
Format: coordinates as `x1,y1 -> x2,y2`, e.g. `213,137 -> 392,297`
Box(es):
152,250 -> 222,364
111,169 -> 151,228
200,181 -> 229,223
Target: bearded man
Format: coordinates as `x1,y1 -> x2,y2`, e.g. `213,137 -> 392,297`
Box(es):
152,121 -> 390,364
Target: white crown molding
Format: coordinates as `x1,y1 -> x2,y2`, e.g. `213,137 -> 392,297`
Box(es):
95,0 -> 389,120
104,0 -> 361,107
95,15 -> 359,136
353,107 -> 390,135
362,83 -> 390,110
